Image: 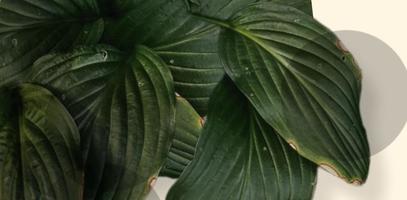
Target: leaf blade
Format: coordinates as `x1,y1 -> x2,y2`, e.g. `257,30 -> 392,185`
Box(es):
160,96 -> 203,178
167,78 -> 317,200
0,0 -> 104,86
218,3 -> 369,182
30,45 -> 176,200
0,84 -> 82,200
104,0 -> 224,115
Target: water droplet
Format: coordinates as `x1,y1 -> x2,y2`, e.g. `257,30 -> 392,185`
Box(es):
249,93 -> 254,97
11,38 -> 18,47
245,67 -> 249,71
84,31 -> 89,34
101,50 -> 108,60
263,147 -> 267,151
169,59 -> 175,64
294,19 -> 301,23
138,82 -> 144,87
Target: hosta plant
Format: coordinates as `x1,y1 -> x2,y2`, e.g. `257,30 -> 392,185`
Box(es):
0,0 -> 370,199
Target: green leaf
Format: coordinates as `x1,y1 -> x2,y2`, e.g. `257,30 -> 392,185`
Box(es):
29,45 -> 176,199
160,96 -> 203,178
104,0 -> 225,115
0,0 -> 104,86
187,0 -> 313,17
104,0 -> 313,115
216,3 -> 369,183
0,84 -> 82,200
167,78 -> 317,200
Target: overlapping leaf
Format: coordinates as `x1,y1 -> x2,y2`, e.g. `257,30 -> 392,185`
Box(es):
30,45 -> 176,199
160,96 -> 203,178
188,0 -> 313,18
104,0 -> 313,115
104,0 -> 225,115
0,0 -> 104,87
0,84 -> 82,200
167,78 -> 317,200
216,3 -> 369,182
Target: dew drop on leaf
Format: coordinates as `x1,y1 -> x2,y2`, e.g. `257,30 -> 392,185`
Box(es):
11,38 -> 18,47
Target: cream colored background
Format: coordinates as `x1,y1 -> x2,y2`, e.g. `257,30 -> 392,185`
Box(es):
151,0 -> 407,199
312,0 -> 407,199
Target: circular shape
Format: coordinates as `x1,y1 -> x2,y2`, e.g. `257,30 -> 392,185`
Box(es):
335,30 -> 407,155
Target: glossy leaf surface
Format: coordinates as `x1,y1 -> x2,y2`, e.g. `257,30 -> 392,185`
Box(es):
0,84 -> 82,200
30,45 -> 176,199
218,3 -> 369,182
167,78 -> 317,200
104,0 -> 225,115
189,0 -> 313,18
160,96 -> 203,178
0,0 -> 104,86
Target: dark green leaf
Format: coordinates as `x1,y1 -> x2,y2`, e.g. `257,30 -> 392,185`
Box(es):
0,0 -> 104,86
30,45 -> 176,199
104,0 -> 225,115
217,3 -> 369,183
104,0 -> 312,115
167,78 -> 317,200
160,96 -> 203,178
0,84 -> 82,200
188,0 -> 313,18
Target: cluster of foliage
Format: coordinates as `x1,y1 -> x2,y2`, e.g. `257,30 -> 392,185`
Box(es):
0,0 -> 369,199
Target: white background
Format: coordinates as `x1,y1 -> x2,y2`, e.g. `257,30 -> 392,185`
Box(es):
153,0 -> 407,199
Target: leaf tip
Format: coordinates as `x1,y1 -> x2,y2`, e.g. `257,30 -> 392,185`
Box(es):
351,179 -> 363,186
321,163 -> 367,185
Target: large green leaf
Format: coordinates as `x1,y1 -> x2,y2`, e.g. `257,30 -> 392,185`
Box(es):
0,84 -> 82,200
104,0 -> 312,115
104,0 -> 224,115
0,0 -> 104,86
29,45 -> 176,199
216,3 -> 369,183
160,96 -> 203,178
167,78 -> 317,200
